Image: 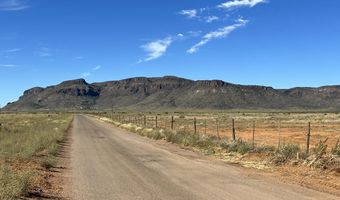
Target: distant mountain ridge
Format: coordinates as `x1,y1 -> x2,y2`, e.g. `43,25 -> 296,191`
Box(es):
4,76 -> 340,111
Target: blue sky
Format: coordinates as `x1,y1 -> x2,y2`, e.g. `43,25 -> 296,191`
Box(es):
1,0 -> 340,106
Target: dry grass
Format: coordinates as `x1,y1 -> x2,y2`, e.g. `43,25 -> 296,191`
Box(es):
100,112 -> 340,150
95,112 -> 340,168
0,113 -> 73,200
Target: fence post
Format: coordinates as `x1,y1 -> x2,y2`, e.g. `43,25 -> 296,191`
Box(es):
111,105 -> 114,120
216,118 -> 220,139
204,119 -> 207,135
252,121 -> 255,148
306,122 -> 311,154
144,115 -> 147,127
171,116 -> 174,130
194,118 -> 197,134
155,116 -> 158,129
232,119 -> 236,142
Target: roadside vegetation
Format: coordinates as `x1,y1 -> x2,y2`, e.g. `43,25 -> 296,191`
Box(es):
94,112 -> 340,172
0,113 -> 73,200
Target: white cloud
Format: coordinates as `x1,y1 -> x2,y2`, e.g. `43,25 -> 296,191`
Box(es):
205,16 -> 219,23
218,0 -> 266,9
36,47 -> 52,57
0,0 -> 30,11
177,33 -> 184,37
4,48 -> 21,53
80,72 -> 91,78
187,18 -> 248,54
0,64 -> 16,68
179,9 -> 197,19
92,65 -> 101,71
140,37 -> 172,62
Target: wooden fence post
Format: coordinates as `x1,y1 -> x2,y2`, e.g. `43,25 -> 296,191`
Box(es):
232,119 -> 236,142
194,118 -> 197,134
216,118 -> 220,139
204,119 -> 207,135
155,116 -> 158,129
144,115 -> 147,127
306,122 -> 311,154
171,116 -> 174,130
252,121 -> 255,148
111,105 -> 114,120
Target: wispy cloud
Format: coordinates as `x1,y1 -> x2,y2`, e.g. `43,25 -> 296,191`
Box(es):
80,65 -> 102,78
187,18 -> 248,54
74,56 -> 84,60
218,0 -> 267,9
0,64 -> 16,68
80,72 -> 91,78
38,52 -> 52,57
205,16 -> 219,23
0,0 -> 30,11
92,65 -> 101,71
179,9 -> 197,19
36,47 -> 52,57
139,37 -> 173,62
4,48 -> 22,53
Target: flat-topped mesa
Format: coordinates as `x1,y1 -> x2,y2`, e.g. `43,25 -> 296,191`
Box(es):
195,80 -> 230,87
23,87 -> 44,96
5,76 -> 340,111
95,76 -> 193,90
59,79 -> 88,86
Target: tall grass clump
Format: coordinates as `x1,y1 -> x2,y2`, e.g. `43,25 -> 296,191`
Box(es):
0,165 -> 32,200
220,140 -> 252,155
331,139 -> 340,156
272,144 -> 301,164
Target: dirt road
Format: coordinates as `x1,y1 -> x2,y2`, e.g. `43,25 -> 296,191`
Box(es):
69,115 -> 337,200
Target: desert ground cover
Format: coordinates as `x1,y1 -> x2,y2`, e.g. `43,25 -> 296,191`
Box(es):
0,113 -> 73,200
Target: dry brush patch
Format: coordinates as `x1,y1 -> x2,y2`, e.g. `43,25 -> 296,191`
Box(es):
0,113 -> 73,200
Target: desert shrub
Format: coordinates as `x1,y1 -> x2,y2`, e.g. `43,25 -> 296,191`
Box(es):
278,144 -> 300,159
195,137 -> 215,154
183,134 -> 200,147
312,138 -> 328,157
164,130 -> 175,142
272,144 -> 301,165
220,140 -> 252,155
0,166 -> 32,200
151,130 -> 165,140
331,139 -> 340,156
254,145 -> 275,153
169,131 -> 187,144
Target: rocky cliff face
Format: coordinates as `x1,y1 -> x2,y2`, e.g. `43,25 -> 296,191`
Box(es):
4,76 -> 340,111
